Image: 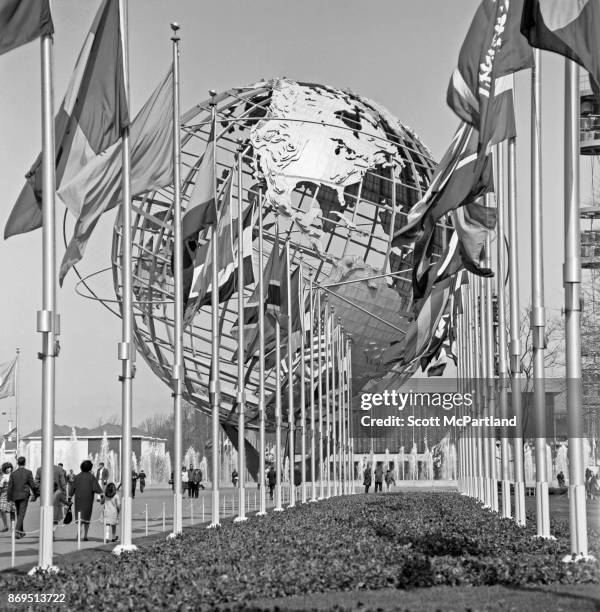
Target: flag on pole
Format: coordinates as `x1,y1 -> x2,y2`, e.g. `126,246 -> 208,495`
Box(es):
427,351 -> 448,377
383,277 -> 452,367
0,0 -> 53,55
448,0 -> 533,166
522,0 -> 600,103
266,234 -> 284,322
452,200 -> 497,277
182,119 -> 218,241
59,67 -> 174,284
0,358 -> 16,400
4,0 -> 128,239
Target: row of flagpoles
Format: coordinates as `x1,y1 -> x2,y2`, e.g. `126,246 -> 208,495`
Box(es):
2,0 -> 599,569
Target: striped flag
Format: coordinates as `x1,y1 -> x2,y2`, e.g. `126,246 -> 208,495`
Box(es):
522,0 -> 600,103
0,358 -> 16,400
0,0 -> 53,55
4,0 -> 128,239
186,175 -> 256,312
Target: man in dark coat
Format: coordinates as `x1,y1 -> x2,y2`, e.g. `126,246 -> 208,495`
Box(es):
267,466 -> 276,500
374,463 -> 384,493
7,456 -> 37,538
95,463 -> 109,491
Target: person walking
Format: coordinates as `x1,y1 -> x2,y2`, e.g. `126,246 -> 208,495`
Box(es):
231,469 -> 239,488
67,469 -> 75,486
138,470 -> 146,494
0,462 -> 16,532
384,468 -> 395,492
374,463 -> 383,493
131,470 -> 139,499
267,466 -> 276,500
187,465 -> 196,498
68,460 -> 103,541
7,456 -> 37,538
102,483 -> 120,542
363,465 -> 372,494
191,469 -> 201,496
34,463 -> 68,531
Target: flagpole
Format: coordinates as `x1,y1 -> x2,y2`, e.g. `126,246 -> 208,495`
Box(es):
37,28 -> 58,570
274,215 -> 283,512
507,134 -> 526,526
170,23 -> 184,537
348,336 -> 355,494
317,288 -> 324,500
495,142 -> 511,519
208,91 -> 221,528
330,310 -> 337,496
234,143 -> 247,523
466,281 -> 476,499
257,187 -> 267,516
324,297 -> 331,499
285,241 -> 295,508
15,348 -> 20,455
479,272 -> 491,508
564,59 -> 589,559
338,320 -> 344,494
471,277 -> 484,503
531,49 -> 551,538
299,256 -> 307,503
309,270 -> 317,502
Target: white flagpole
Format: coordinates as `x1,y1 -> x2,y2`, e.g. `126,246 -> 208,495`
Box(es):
257,188 -> 267,516
169,22 -> 183,538
299,256 -> 307,503
235,144 -> 247,523
337,320 -> 344,494
531,49 -> 551,538
317,289 -> 324,500
564,59 -> 589,559
495,142 -> 512,518
507,133 -> 526,526
285,241 -> 295,508
348,336 -> 355,494
37,28 -> 58,571
339,326 -> 346,494
274,217 -> 283,512
330,311 -> 337,496
14,348 -> 20,455
208,92 -> 221,528
324,297 -> 331,498
309,270 -> 317,502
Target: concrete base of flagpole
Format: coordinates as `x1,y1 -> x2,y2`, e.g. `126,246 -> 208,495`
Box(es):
207,523 -> 221,529
309,498 -> 318,503
562,553 -> 596,563
167,532 -> 182,539
233,516 -> 248,523
256,511 -> 267,517
273,507 -> 284,512
113,544 -> 138,556
28,565 -> 59,575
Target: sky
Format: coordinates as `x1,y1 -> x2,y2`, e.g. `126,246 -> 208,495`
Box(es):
0,1 -> 581,436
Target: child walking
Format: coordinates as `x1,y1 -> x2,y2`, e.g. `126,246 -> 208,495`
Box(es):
103,483 -> 120,542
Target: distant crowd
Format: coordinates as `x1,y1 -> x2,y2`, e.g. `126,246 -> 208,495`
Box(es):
0,457 -> 146,541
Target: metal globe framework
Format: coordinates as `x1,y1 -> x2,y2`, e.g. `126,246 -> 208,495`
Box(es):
111,78 -> 441,428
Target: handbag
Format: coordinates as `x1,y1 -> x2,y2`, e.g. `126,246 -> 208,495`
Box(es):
63,501 -> 73,525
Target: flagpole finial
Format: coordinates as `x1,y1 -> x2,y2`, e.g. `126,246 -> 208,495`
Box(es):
209,90 -> 217,106
170,22 -> 180,41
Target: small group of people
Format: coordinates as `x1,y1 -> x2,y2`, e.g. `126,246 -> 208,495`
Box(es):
172,465 -> 204,497
363,464 -> 395,493
585,468 -> 599,500
0,457 -> 126,542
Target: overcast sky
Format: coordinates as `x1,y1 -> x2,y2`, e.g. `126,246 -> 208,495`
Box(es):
0,1 -> 581,435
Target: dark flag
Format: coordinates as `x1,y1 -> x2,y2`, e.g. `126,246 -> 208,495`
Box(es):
452,200 -> 497,277
0,0 -> 53,56
4,0 -> 128,239
221,423 -> 260,482
266,234 -> 284,322
448,0 -> 533,167
522,0 -> 600,103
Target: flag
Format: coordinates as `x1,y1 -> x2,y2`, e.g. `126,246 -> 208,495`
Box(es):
0,0 -> 53,55
4,0 -> 128,239
448,0 -> 533,164
266,234 -> 284,322
281,265 -> 303,333
452,200 -> 497,277
394,123 -> 494,249
522,0 -> 600,103
427,351 -> 448,377
0,358 -> 16,400
59,67 -> 174,284
419,313 -> 450,372
182,119 -> 217,241
383,277 -> 452,367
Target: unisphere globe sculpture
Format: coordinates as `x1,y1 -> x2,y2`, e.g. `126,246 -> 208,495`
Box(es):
111,78 -> 439,428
